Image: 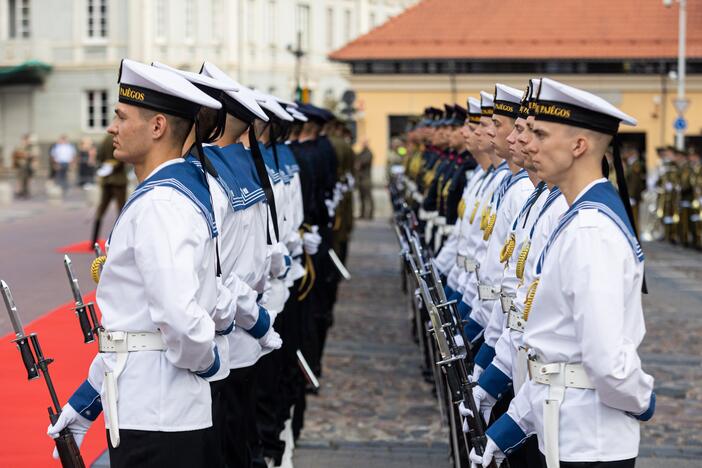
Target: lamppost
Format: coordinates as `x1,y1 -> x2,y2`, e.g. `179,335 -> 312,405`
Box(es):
665,0 -> 688,150
287,31 -> 306,102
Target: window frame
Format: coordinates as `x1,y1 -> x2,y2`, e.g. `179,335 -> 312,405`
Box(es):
85,0 -> 108,43
83,89 -> 110,133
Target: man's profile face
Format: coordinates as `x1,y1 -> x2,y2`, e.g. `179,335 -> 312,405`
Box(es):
491,114 -> 515,162
107,103 -> 153,165
528,120 -> 574,185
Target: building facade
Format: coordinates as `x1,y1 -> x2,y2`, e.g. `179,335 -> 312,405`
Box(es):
0,0 -> 417,167
330,0 -> 702,181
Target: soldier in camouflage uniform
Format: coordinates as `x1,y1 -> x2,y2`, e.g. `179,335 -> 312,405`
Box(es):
678,150 -> 695,246
625,146 -> 646,232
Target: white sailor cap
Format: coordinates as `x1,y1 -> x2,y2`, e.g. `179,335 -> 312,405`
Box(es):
467,97 -> 482,123
286,106 -> 308,122
199,61 -> 269,122
118,58 -> 221,118
151,61 -> 237,97
527,78 -> 542,116
479,91 -> 494,117
252,90 -> 294,122
277,97 -> 297,108
493,83 -> 523,119
534,77 -> 637,134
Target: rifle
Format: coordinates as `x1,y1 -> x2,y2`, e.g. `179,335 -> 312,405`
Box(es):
417,277 -> 498,468
1,280 -> 86,468
63,255 -> 101,343
93,242 -> 105,258
296,350 -> 320,390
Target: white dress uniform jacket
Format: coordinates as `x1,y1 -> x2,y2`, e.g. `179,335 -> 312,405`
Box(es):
90,159 -> 231,431
490,179 -> 654,462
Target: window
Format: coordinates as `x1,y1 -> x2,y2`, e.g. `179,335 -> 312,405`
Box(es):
184,0 -> 195,40
343,9 -> 351,42
85,90 -> 109,131
8,0 -> 30,38
325,7 -> 333,49
155,0 -> 167,40
369,12 -> 376,29
86,0 -> 107,39
295,3 -> 310,50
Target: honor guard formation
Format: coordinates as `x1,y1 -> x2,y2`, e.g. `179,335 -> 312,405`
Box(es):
2,57 -> 357,468
389,78 -> 656,468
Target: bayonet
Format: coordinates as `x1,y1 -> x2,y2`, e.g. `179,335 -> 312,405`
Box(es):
2,280 -> 38,380
64,255 -> 84,307
63,255 -> 100,343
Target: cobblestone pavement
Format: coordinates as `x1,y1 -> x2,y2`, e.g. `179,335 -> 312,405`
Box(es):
295,219 -> 702,467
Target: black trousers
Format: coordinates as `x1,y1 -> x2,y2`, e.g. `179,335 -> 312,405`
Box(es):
107,428 -> 208,468
204,379 -> 227,467
539,455 -> 636,468
222,366 -> 256,468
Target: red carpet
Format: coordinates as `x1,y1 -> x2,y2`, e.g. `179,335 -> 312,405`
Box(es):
0,292 -> 106,466
55,240 -> 106,254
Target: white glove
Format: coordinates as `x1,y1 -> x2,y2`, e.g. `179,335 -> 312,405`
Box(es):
303,226 -> 322,256
285,231 -> 304,257
471,364 -> 484,382
469,384 -> 497,424
96,163 -> 114,178
347,173 -> 355,190
468,437 -> 505,468
325,198 -> 336,218
47,404 -> 92,459
453,334 -> 465,348
458,383 -> 496,430
259,329 -> 282,350
268,242 -> 291,279
261,279 -> 290,315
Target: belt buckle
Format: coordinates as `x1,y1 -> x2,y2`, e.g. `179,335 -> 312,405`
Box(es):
103,330 -> 128,353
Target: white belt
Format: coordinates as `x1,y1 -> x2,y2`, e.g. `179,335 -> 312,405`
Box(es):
98,330 -> 167,353
508,307 -> 525,332
98,329 -> 166,448
500,294 -> 514,314
527,359 -> 594,468
413,192 -> 424,203
434,216 -> 447,226
456,254 -> 477,273
528,359 -> 594,390
478,283 -> 500,300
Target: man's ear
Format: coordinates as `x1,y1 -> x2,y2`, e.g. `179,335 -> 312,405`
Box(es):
572,134 -> 589,159
151,114 -> 168,140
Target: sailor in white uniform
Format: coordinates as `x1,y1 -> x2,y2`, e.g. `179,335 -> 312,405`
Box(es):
456,92 -> 511,341
152,61 -> 285,467
463,79 -> 562,466
441,98 -> 495,298
468,84 -> 536,381
435,98 -> 486,297
47,59 -> 234,468
198,61 -> 283,468
470,78 -> 656,468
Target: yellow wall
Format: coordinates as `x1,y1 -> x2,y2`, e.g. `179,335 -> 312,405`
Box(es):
348,74 -> 702,177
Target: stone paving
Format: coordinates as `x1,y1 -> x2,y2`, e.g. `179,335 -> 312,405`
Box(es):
638,241 -> 702,459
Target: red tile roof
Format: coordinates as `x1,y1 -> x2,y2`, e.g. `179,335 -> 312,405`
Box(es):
329,0 -> 702,61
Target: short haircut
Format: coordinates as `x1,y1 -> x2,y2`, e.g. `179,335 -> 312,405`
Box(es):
138,107 -> 193,147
